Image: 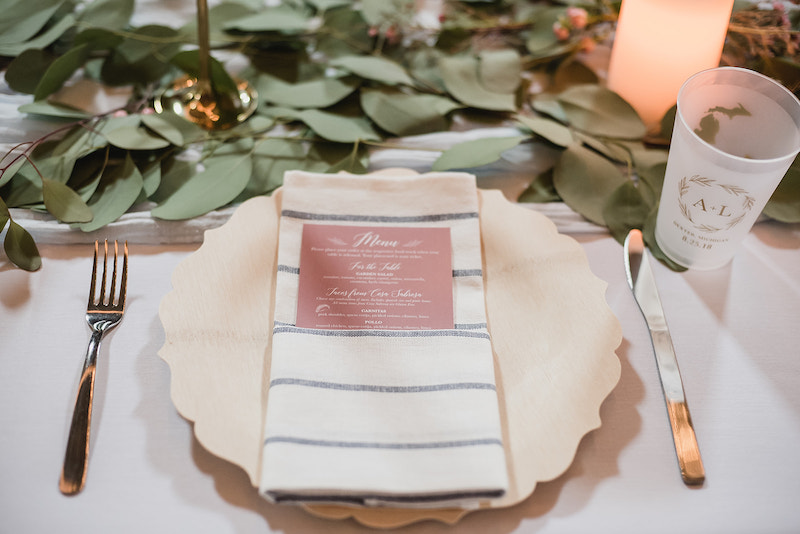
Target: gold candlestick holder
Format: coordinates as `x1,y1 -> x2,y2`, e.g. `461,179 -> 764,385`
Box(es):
155,0 -> 257,130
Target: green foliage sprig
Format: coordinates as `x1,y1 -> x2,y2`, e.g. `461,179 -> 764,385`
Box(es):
1,0 -> 799,271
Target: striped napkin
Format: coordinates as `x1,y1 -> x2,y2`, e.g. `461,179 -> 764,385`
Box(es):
259,170 -> 508,508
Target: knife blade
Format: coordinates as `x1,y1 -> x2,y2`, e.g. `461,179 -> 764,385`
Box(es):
624,229 -> 705,486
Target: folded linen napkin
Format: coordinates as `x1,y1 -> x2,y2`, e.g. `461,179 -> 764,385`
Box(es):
258,170 -> 508,508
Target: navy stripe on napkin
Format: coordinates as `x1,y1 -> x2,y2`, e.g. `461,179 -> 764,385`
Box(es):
452,268 -> 482,277
281,209 -> 478,223
276,264 -> 300,275
264,436 -> 503,450
272,325 -> 490,340
264,489 -> 506,505
269,378 -> 496,393
455,322 -> 488,330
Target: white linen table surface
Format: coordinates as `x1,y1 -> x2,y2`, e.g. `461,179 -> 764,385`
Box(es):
1,221 -> 799,534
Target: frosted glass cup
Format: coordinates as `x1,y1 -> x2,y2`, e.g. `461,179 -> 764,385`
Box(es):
655,67 -> 800,269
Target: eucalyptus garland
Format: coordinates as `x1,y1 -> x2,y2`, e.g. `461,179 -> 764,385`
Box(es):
1,0 -> 799,271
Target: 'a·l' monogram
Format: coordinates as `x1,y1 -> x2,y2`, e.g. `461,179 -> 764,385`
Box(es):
691,198 -> 733,217
678,176 -> 755,233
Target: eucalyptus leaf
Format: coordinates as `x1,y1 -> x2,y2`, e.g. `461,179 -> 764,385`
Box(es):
407,48 -> 447,93
150,111 -> 206,145
553,144 -> 627,226
763,160 -> 800,222
531,94 -> 569,123
52,124 -> 108,160
204,137 -> 255,158
0,7 -> 75,57
270,107 -> 381,143
40,154 -> 77,185
42,178 -> 94,223
245,139 -> 306,197
573,132 -> 631,163
432,136 -> 527,171
115,25 -> 179,63
151,145 -> 253,220
240,138 -> 327,199
524,7 -> 563,54
78,153 -> 144,232
17,101 -> 92,119
631,147 -> 669,171
553,59 -> 599,91
224,5 -> 310,32
101,117 -> 172,150
226,115 -> 275,138
1,166 -> 43,207
139,159 -> 162,197
558,85 -> 647,139
74,28 -> 125,51
306,0 -> 352,11
4,219 -> 41,271
256,74 -> 359,109
439,55 -> 516,112
642,206 -> 686,271
330,55 -> 415,86
310,142 -> 368,168
71,150 -> 108,202
515,115 -> 573,147
660,105 -> 677,142
180,2 -> 256,43
359,0 -> 395,25
78,0 -> 134,30
518,168 -> 560,203
631,147 -> 669,206
0,13 -> 77,56
478,49 -> 521,94
5,49 -> 56,94
324,149 -> 369,174
361,88 -> 461,136
1,144 -> 33,184
141,113 -> 185,147
316,7 -> 371,58
149,159 -> 196,204
602,181 -> 651,244
34,44 -> 91,101
636,160 -> 667,207
527,41 -> 577,62
0,0 -> 63,45
100,26 -> 180,86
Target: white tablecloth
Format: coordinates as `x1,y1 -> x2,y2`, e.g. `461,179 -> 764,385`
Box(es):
2,222 -> 799,533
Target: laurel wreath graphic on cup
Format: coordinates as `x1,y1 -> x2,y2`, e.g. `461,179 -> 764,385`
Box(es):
678,175 -> 756,232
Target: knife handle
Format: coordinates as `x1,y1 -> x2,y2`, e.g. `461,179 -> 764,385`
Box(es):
666,400 -> 705,485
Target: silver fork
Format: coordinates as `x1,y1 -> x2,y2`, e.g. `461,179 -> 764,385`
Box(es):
59,240 -> 128,495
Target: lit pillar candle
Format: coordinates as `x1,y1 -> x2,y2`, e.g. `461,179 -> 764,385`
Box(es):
607,0 -> 734,129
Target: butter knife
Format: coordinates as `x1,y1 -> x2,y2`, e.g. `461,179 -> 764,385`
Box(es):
624,229 -> 705,486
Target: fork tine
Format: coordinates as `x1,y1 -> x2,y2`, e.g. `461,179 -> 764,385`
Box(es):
118,241 -> 128,309
99,240 -> 108,306
88,241 -> 98,306
110,241 -> 118,307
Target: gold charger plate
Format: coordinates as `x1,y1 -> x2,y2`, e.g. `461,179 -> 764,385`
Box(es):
158,176 -> 622,528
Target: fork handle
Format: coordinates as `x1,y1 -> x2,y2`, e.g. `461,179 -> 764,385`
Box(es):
59,330 -> 102,495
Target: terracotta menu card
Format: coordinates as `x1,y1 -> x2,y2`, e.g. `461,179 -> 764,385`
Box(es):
296,224 -> 453,330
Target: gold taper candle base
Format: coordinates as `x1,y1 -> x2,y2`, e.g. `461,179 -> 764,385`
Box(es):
154,76 -> 257,131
